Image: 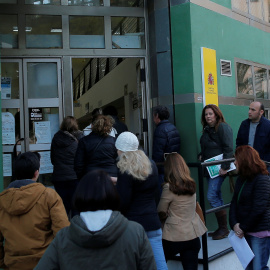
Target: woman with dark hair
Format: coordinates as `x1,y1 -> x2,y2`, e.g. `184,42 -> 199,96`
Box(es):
115,132 -> 168,270
157,153 -> 207,270
199,104 -> 233,240
74,115 -> 118,179
229,145 -> 270,270
34,170 -> 156,270
51,116 -> 84,215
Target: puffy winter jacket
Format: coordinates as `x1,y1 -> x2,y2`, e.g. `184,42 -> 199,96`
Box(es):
74,132 -> 118,179
152,120 -> 180,172
229,174 -> 270,233
51,130 -> 83,182
34,212 -> 157,270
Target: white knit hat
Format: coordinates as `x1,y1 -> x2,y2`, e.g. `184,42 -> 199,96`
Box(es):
115,132 -> 139,152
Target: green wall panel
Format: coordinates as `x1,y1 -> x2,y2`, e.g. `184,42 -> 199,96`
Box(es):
210,0 -> 231,9
170,4 -> 194,95
190,3 -> 270,97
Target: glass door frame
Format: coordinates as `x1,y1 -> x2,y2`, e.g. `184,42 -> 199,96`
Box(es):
23,58 -> 63,152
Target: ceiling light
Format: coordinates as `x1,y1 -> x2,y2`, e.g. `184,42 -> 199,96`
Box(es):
13,26 -> 18,32
25,27 -> 32,32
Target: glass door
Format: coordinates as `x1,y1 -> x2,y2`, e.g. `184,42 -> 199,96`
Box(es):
1,58 -> 63,188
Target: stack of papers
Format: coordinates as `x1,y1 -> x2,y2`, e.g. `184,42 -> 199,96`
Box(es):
205,154 -> 236,179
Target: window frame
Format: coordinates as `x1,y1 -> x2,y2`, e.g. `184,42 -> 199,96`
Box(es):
235,58 -> 270,100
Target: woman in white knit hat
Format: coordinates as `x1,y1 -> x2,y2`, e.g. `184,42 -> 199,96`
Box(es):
115,132 -> 168,270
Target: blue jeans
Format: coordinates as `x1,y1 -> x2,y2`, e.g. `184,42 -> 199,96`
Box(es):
146,229 -> 168,270
246,235 -> 270,270
207,175 -> 225,208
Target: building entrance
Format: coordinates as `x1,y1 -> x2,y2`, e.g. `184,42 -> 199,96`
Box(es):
1,58 -> 62,188
72,57 -> 150,152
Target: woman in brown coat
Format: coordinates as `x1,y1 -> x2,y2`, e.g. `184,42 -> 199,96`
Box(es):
157,153 -> 207,270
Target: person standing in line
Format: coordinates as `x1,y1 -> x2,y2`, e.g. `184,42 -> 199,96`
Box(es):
0,152 -> 69,270
74,115 -> 118,179
51,116 -> 84,216
34,170 -> 157,270
152,105 -> 181,193
103,105 -> 128,137
199,104 -> 233,240
83,108 -> 102,136
158,153 -> 207,270
229,145 -> 270,270
115,132 -> 168,270
236,101 -> 270,171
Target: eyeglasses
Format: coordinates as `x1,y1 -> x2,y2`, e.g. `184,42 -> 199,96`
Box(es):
164,152 -> 178,160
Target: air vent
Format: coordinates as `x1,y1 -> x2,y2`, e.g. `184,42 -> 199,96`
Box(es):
220,60 -> 232,76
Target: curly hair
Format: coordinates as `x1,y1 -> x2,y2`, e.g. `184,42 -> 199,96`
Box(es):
164,153 -> 196,195
201,104 -> 226,131
91,115 -> 114,136
117,150 -> 152,180
235,145 -> 268,180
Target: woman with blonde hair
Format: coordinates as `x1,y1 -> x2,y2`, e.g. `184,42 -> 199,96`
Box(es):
116,132 -> 168,270
158,153 -> 207,270
74,115 -> 118,179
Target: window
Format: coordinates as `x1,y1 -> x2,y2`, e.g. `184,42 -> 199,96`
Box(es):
232,0 -> 270,23
236,60 -> 270,100
69,16 -> 104,49
0,15 -> 18,49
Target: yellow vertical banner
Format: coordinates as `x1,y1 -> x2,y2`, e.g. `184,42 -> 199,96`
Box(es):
201,47 -> 218,106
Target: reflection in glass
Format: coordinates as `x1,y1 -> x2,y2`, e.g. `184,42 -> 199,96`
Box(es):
26,15 -> 62,49
25,0 -> 60,4
249,0 -> 263,20
1,62 -> 20,99
0,15 -> 18,49
237,63 -> 253,95
69,16 -> 104,48
254,67 -> 267,99
111,17 -> 145,49
110,0 -> 143,7
27,62 -> 59,98
68,0 -> 103,6
29,107 -> 59,145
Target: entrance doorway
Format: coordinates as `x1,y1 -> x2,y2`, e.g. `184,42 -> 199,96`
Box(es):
72,57 -> 149,152
1,58 -> 62,188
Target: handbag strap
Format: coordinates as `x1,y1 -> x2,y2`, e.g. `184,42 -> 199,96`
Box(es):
237,180 -> 247,204
91,136 -> 105,155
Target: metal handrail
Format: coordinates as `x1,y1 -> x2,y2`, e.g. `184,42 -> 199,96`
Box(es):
187,158 -> 236,270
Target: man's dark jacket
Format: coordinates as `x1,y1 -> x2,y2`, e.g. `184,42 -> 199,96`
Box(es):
236,116 -> 270,162
152,120 -> 180,172
229,174 -> 270,233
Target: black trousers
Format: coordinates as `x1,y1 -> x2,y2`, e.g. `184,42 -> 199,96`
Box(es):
162,237 -> 201,270
53,180 -> 79,217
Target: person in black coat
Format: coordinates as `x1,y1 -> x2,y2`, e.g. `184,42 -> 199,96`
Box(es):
50,116 -> 84,215
74,115 -> 118,179
229,145 -> 270,270
115,132 -> 168,270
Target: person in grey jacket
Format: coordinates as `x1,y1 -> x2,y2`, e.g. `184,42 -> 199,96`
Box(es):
34,170 -> 156,270
199,104 -> 233,240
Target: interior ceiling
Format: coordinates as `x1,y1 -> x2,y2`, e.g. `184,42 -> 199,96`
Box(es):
72,58 -> 90,79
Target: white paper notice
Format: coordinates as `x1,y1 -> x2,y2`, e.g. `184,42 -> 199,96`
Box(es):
2,112 -> 15,145
35,121 -> 51,144
228,231 -> 254,269
3,154 -> 12,177
205,154 -> 236,179
1,77 -> 12,99
39,151 -> 53,174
